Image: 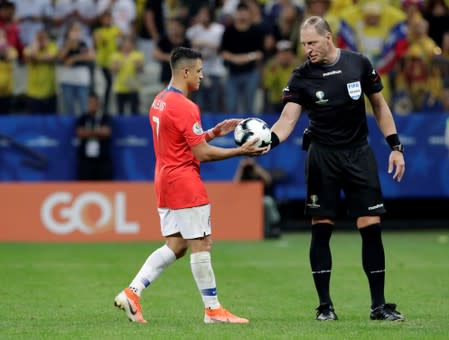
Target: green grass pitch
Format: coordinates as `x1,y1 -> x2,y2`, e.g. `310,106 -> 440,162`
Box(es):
1,231 -> 448,339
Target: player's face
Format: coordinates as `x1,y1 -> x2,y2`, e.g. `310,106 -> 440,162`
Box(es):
186,59 -> 204,92
300,26 -> 332,64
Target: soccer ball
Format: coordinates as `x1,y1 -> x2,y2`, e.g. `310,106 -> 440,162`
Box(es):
234,118 -> 271,147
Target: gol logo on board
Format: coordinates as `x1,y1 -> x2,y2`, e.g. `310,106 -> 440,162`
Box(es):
40,192 -> 139,234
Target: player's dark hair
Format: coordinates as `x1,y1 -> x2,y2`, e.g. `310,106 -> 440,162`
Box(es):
301,16 -> 332,36
170,47 -> 202,70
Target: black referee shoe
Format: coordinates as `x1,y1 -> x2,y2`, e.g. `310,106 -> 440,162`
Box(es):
370,303 -> 405,321
316,303 -> 338,321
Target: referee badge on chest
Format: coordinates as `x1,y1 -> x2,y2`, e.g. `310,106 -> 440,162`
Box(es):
347,81 -> 362,100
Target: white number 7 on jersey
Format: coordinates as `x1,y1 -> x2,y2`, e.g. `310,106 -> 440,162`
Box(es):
152,116 -> 160,138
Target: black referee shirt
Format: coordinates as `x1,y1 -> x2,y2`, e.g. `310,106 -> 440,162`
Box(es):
282,49 -> 383,146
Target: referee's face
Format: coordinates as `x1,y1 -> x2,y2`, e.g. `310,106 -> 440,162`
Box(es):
186,58 -> 204,92
301,26 -> 332,64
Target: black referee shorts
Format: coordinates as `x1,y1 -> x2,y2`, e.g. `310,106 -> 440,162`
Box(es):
304,142 -> 386,218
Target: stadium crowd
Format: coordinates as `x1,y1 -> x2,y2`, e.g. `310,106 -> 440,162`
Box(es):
0,0 -> 449,116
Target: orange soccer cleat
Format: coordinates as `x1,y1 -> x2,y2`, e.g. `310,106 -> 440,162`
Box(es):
114,288 -> 147,324
204,306 -> 249,324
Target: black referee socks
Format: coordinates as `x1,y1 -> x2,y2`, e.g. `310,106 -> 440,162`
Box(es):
359,223 -> 386,309
310,223 -> 334,306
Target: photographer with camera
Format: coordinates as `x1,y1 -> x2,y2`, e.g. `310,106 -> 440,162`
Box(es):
234,158 -> 281,239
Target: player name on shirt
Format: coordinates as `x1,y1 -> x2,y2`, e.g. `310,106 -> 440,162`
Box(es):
152,99 -> 166,111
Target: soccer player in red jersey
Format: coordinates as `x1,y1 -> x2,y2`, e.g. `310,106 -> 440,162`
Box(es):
114,47 -> 267,324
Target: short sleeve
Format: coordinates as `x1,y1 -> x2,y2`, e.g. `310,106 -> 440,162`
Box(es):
361,55 -> 383,95
282,71 -> 304,106
180,104 -> 205,147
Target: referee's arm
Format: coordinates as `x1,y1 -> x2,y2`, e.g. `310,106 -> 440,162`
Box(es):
271,102 -> 302,144
368,92 -> 398,137
369,92 -> 405,182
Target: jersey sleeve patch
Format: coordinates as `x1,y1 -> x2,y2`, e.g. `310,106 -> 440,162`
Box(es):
183,105 -> 205,147
361,56 -> 383,94
282,73 -> 304,106
192,121 -> 204,135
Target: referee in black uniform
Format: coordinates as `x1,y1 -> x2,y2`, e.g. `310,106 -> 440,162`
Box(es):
269,16 -> 405,321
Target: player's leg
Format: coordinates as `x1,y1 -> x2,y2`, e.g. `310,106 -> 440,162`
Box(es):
189,236 -> 249,324
345,144 -> 404,321
175,204 -> 248,324
128,234 -> 186,296
114,208 -> 185,323
305,143 -> 341,320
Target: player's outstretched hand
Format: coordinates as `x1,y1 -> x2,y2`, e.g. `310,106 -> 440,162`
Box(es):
212,119 -> 242,137
388,151 -> 405,182
240,138 -> 269,156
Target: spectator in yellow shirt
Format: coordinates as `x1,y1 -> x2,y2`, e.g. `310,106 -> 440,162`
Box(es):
263,40 -> 299,113
394,17 -> 442,112
0,28 -> 17,114
23,30 -> 58,114
110,35 -> 144,115
94,11 -> 122,114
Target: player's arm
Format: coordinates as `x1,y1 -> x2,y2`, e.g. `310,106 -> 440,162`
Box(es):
270,102 -> 302,146
192,139 -> 267,162
368,91 -> 405,182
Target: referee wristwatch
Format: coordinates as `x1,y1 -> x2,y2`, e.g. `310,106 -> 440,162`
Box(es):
392,144 -> 404,153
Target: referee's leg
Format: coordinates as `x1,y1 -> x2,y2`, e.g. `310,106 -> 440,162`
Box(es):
310,216 -> 337,320
357,216 -> 405,320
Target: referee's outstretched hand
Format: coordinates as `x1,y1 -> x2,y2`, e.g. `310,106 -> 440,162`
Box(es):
388,151 -> 405,182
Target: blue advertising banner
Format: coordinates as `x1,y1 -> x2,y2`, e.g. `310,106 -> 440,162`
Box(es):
1,113 -> 448,198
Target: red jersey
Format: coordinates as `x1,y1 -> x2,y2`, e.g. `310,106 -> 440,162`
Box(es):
149,87 -> 209,209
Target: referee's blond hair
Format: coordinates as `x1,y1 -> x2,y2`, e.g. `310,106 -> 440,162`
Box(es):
301,16 -> 333,36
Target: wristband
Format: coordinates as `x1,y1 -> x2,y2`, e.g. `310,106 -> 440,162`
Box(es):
206,127 -> 219,141
270,131 -> 280,149
386,133 -> 401,149
206,129 -> 216,139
